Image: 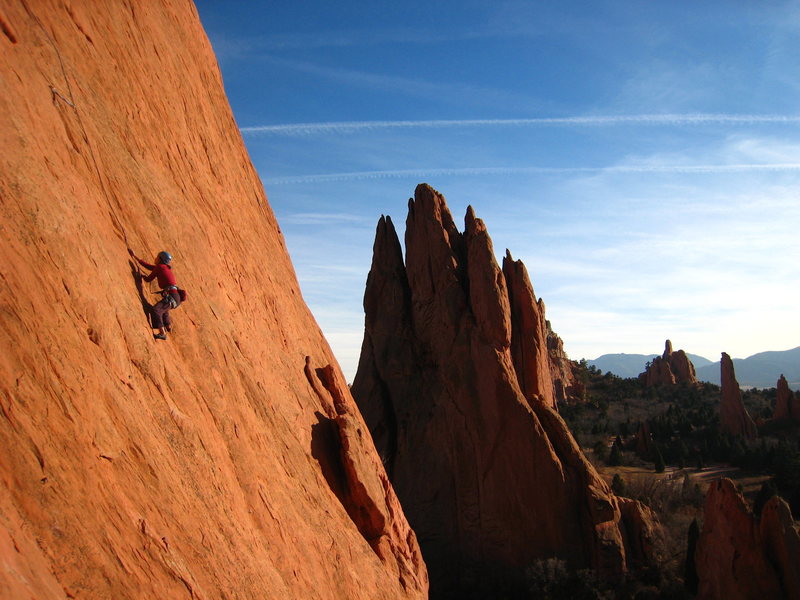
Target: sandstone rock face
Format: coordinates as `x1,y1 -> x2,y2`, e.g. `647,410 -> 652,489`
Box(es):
773,374 -> 800,422
639,339 -> 698,386
546,319 -> 582,402
695,478 -> 800,600
352,184 -> 655,595
720,353 -> 758,440
502,250 -> 557,409
0,2 -> 426,598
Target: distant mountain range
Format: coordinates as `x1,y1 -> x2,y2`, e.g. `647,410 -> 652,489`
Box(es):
587,346 -> 800,390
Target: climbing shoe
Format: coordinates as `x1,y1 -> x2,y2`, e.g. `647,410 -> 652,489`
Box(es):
154,333 -> 167,340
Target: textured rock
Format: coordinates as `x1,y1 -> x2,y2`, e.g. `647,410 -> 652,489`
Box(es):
695,478 -> 800,600
546,318 -> 582,403
0,2 -> 426,598
305,360 -> 427,594
639,340 -> 698,387
773,374 -> 800,422
352,184 -> 655,595
720,353 -> 758,440
502,250 -> 557,409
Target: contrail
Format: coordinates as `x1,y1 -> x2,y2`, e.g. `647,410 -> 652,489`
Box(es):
264,163 -> 800,185
242,114 -> 800,136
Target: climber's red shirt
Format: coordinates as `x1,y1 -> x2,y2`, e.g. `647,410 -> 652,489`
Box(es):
137,258 -> 177,289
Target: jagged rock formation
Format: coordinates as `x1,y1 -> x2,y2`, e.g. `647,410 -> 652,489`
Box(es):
503,250 -> 558,409
545,320 -> 582,402
639,339 -> 698,386
695,478 -> 800,600
0,2 -> 426,598
352,185 -> 656,596
773,374 -> 800,422
720,352 -> 758,440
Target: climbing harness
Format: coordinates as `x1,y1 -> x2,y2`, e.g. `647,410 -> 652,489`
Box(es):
160,285 -> 179,307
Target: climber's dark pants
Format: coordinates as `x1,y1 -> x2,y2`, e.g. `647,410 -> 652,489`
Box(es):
151,292 -> 180,329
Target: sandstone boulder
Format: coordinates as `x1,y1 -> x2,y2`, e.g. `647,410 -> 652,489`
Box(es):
352,184 -> 656,595
719,353 -> 758,440
695,478 -> 800,599
0,2 -> 426,598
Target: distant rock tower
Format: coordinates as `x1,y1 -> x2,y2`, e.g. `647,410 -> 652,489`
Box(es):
639,339 -> 698,386
719,352 -> 757,439
772,374 -> 800,422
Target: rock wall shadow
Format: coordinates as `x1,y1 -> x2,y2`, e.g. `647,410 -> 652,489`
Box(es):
310,411 -> 348,505
129,260 -> 154,328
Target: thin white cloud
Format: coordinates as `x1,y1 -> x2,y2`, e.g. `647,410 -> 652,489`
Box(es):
254,55 -> 542,113
241,114 -> 800,136
264,163 -> 800,185
282,212 -> 370,225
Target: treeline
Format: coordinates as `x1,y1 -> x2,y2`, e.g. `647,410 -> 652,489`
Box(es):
563,362 -> 800,513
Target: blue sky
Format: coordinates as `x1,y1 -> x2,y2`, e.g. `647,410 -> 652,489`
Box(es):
195,1 -> 800,380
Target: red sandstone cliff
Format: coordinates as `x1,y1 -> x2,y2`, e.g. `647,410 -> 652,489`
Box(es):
639,339 -> 698,387
719,352 -> 758,440
695,478 -> 800,600
545,318 -> 582,402
352,185 -> 655,596
0,2 -> 426,598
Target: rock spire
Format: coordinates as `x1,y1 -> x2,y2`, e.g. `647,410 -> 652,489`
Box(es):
773,374 -> 800,422
352,184 -> 655,596
639,339 -> 698,386
694,478 -> 800,599
719,352 -> 758,439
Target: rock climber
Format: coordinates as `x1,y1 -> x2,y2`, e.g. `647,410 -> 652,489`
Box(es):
128,248 -> 182,340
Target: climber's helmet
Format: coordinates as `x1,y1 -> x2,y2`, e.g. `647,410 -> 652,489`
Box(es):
157,251 -> 173,265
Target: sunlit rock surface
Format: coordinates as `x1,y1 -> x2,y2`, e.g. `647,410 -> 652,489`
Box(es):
0,1 -> 426,597
352,184 -> 654,596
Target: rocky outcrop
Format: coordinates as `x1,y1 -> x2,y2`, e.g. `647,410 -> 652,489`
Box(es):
773,374 -> 800,422
695,478 -> 800,600
502,250 -> 558,409
304,360 -> 427,593
546,319 -> 582,402
0,2 -> 426,598
352,185 -> 656,596
720,353 -> 758,439
639,339 -> 698,386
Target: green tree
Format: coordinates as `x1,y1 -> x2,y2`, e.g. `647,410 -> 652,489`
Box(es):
684,519 -> 700,594
753,479 -> 778,517
608,442 -> 622,467
654,446 -> 666,473
611,474 -> 626,497
592,439 -> 608,462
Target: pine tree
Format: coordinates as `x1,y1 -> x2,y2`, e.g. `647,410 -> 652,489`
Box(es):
608,442 -> 622,467
611,474 -> 626,497
684,519 -> 700,594
654,445 -> 666,473
753,479 -> 779,517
